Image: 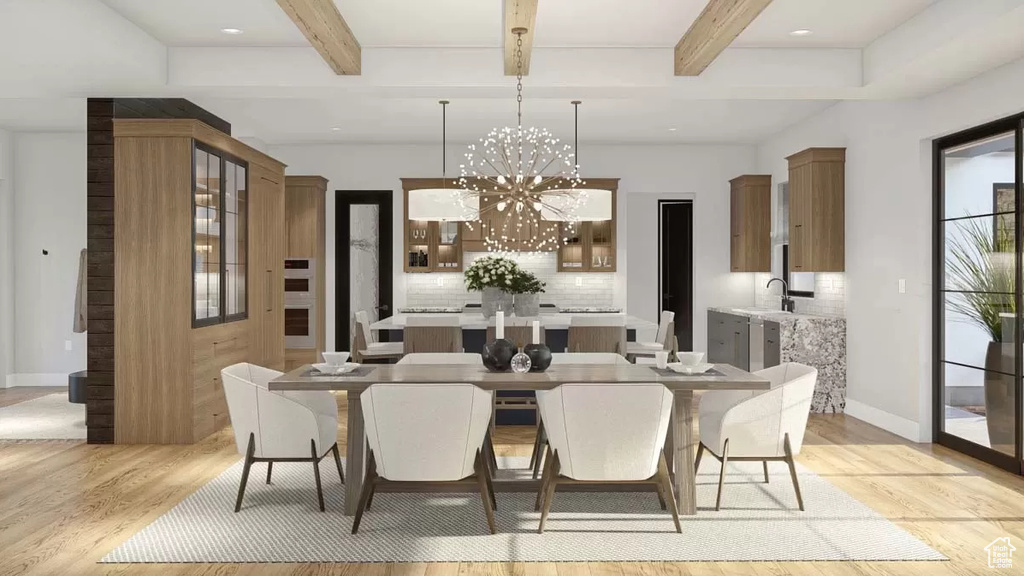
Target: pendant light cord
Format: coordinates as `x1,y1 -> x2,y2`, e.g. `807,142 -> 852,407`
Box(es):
572,100 -> 580,171
440,100 -> 449,188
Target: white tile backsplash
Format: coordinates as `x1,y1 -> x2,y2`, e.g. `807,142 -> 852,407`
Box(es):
404,252 -> 616,309
755,272 -> 846,316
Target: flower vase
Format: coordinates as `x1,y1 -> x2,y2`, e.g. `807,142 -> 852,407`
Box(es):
514,293 -> 540,317
481,287 -> 513,318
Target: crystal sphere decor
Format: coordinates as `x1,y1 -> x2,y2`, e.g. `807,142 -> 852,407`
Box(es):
481,339 -> 517,372
510,349 -> 532,374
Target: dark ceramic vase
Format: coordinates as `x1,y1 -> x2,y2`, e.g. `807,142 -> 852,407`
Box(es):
524,343 -> 552,372
482,339 -> 517,372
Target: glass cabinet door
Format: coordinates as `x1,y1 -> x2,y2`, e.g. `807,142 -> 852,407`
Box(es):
194,144 -> 248,326
194,148 -> 221,324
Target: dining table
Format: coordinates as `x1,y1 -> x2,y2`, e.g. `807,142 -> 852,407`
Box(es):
270,360 -> 771,516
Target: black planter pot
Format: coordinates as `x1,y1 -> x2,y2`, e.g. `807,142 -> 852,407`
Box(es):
482,339 -> 517,372
524,343 -> 552,372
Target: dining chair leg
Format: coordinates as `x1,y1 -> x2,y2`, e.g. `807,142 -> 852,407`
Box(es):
535,445 -> 554,511
658,451 -> 682,533
351,452 -> 378,534
266,461 -> 273,484
694,442 -> 705,475
485,429 -> 499,473
483,462 -> 497,511
763,461 -> 770,483
532,422 -> 547,479
311,440 -> 325,512
715,439 -> 729,512
537,452 -> 561,534
475,451 -> 497,534
784,433 -> 804,511
331,443 -> 345,483
234,433 -> 256,513
654,481 -> 668,511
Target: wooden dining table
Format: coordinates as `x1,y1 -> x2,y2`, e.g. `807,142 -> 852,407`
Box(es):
270,362 -> 770,516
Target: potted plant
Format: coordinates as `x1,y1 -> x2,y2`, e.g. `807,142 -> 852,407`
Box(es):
510,269 -> 546,317
946,215 -> 1014,450
465,256 -> 519,318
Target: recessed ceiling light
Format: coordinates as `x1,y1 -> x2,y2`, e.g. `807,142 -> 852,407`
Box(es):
790,29 -> 812,37
220,28 -> 244,35
331,127 -> 342,131
668,128 -> 677,132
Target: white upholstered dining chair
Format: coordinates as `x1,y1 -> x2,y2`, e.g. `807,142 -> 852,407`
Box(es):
352,383 -> 497,534
696,362 -> 818,511
534,382 -> 681,533
352,310 -> 404,362
221,362 -> 343,513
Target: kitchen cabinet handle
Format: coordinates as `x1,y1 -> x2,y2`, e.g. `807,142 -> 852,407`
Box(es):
794,224 -> 803,228
266,270 -> 272,312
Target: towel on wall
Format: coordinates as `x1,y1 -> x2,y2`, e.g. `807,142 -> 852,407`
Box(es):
73,248 -> 87,333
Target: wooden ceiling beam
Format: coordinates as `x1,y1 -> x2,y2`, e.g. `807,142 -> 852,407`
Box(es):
276,0 -> 361,75
504,0 -> 539,76
674,0 -> 772,76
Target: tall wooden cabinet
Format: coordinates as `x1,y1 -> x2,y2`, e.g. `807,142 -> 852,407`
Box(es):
786,147 -> 845,272
728,175 -> 771,272
112,119 -> 286,444
284,176 -> 327,369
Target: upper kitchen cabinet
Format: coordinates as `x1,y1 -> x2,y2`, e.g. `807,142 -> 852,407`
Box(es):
401,179 -> 465,272
729,175 -> 771,272
112,119 -> 286,444
557,179 -> 619,272
787,147 -> 846,272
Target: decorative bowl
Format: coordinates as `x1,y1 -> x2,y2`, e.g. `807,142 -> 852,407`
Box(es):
675,351 -> 705,366
322,351 -> 350,366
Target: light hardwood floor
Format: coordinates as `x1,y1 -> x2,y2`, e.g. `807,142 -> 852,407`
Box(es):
1,390 -> 1022,575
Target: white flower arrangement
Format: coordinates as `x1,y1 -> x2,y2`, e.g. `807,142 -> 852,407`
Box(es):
464,256 -> 520,292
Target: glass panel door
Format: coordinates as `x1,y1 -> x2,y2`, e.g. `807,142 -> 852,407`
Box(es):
937,128 -> 1019,467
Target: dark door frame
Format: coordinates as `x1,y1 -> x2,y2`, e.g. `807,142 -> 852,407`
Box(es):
336,190 -> 394,351
933,111 -> 1024,474
657,199 -> 694,352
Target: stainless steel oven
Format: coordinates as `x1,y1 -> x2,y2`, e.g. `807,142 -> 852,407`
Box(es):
284,258 -> 316,349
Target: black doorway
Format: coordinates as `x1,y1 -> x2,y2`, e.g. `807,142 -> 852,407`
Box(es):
658,200 -> 694,351
336,191 -> 394,351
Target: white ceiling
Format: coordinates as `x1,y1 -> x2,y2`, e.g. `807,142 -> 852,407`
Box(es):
99,0 -> 934,49
3,0 -> 1021,145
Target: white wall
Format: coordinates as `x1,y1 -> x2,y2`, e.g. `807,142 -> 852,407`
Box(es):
0,129 -> 13,386
755,56 -> 1024,442
268,143 -> 758,352
10,132 -> 87,385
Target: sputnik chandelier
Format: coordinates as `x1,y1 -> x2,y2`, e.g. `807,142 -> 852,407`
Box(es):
456,25 -> 587,254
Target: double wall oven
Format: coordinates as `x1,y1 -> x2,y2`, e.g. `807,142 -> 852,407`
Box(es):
284,258 -> 316,349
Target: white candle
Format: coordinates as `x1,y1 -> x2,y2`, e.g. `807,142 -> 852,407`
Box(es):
496,311 -> 505,340
532,320 -> 540,344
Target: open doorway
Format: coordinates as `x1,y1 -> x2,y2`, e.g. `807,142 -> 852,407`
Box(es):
658,200 -> 694,352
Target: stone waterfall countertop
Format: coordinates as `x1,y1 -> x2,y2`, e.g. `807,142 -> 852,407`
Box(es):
708,307 -> 847,414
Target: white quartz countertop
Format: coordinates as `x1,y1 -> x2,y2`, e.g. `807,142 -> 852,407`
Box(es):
708,306 -> 845,323
371,312 -> 658,331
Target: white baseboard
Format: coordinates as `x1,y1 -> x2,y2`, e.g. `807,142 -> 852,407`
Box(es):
5,373 -> 69,388
844,398 -> 923,443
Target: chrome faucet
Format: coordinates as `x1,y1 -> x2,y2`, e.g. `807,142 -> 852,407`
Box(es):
767,278 -> 795,312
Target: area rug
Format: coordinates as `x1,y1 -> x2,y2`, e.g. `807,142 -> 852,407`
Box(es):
102,456 -> 945,563
0,393 -> 86,440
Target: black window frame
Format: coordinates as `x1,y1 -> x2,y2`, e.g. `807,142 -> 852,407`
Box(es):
192,141 -> 249,328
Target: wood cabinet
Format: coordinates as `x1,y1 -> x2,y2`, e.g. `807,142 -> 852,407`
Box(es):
249,164 -> 286,371
728,175 -> 771,272
401,179 -> 466,272
112,119 -> 286,444
787,147 -> 845,272
284,176 -> 327,370
557,180 -> 618,272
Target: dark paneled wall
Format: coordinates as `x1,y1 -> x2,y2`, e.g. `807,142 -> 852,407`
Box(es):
85,98 -> 230,444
